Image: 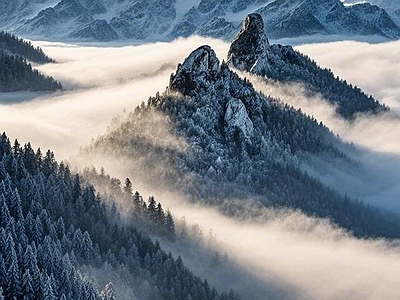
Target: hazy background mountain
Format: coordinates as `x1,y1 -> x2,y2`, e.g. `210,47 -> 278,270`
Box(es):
1,0 -> 399,41
343,0 -> 400,27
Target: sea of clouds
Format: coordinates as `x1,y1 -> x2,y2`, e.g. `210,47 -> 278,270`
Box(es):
1,36 -> 400,300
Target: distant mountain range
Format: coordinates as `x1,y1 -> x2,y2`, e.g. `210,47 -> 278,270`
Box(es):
344,0 -> 400,28
85,14 -> 400,239
1,0 -> 399,41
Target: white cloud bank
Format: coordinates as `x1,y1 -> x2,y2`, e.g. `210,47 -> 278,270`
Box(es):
1,37 -> 400,300
144,191 -> 400,300
0,37 -> 228,160
243,40 -> 400,211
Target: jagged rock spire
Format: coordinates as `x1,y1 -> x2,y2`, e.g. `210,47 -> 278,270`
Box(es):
227,13 -> 269,71
169,45 -> 221,95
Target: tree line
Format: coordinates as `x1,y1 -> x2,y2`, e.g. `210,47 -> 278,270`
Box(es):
0,132 -> 239,300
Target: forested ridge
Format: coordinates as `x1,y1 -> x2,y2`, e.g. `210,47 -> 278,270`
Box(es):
227,13 -> 388,119
0,31 -> 61,92
87,45 -> 400,239
0,54 -> 62,92
0,132 -> 239,300
0,31 -> 54,64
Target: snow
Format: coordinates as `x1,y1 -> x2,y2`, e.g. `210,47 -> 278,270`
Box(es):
225,98 -> 254,141
180,45 -> 220,74
3,0 -> 399,43
21,0 -> 60,20
224,1 -> 276,23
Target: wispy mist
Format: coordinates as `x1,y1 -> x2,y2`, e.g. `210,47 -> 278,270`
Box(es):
296,40 -> 400,113
142,191 -> 400,300
1,37 -> 400,300
0,37 -> 228,160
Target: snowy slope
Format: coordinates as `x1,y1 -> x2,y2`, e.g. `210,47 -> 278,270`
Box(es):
256,0 -> 400,39
344,0 -> 400,26
3,0 -> 400,41
86,31 -> 400,239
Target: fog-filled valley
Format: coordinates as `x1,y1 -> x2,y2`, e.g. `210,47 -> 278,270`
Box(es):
1,35 -> 400,300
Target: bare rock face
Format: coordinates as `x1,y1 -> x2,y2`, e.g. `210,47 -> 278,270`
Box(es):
227,13 -> 269,71
169,45 -> 221,96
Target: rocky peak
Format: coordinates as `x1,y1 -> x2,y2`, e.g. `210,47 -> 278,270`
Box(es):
169,45 -> 221,95
227,13 -> 269,71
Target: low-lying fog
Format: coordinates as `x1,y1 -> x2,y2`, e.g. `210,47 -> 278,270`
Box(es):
1,36 -> 400,300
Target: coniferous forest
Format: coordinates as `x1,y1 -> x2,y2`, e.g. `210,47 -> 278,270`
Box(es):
0,31 -> 54,64
88,45 -> 400,240
0,133 -> 239,300
0,31 -> 61,92
1,8 -> 400,300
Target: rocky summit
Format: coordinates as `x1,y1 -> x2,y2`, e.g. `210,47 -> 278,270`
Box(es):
227,13 -> 269,71
169,45 -> 221,96
87,35 -> 400,239
227,13 -> 388,119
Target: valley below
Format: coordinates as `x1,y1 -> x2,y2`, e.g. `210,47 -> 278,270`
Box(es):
1,35 -> 400,299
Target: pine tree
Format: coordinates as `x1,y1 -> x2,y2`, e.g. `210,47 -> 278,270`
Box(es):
59,294 -> 67,300
42,274 -> 57,300
123,178 -> 133,196
9,189 -> 23,221
81,231 -> 94,260
155,202 -> 165,226
100,282 -> 116,300
5,246 -> 21,299
0,195 -> 11,228
12,139 -> 21,156
132,191 -> 144,215
0,256 -> 6,289
165,210 -> 175,240
42,150 -> 57,176
147,196 -> 157,222
22,269 -> 35,300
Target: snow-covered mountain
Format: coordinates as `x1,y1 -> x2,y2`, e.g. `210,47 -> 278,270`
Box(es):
227,13 -> 388,119
258,0 -> 400,39
344,0 -> 400,27
85,33 -> 400,239
2,0 -> 399,41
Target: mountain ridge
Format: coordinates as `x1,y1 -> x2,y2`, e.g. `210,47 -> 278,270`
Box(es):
227,13 -> 388,119
0,31 -> 61,93
86,34 -> 400,239
2,0 -> 399,42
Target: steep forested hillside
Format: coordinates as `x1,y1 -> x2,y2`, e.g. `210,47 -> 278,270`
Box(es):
0,31 -> 53,64
0,31 -> 61,92
227,14 -> 388,119
0,132 -> 238,300
0,54 -> 61,92
86,45 -> 400,239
